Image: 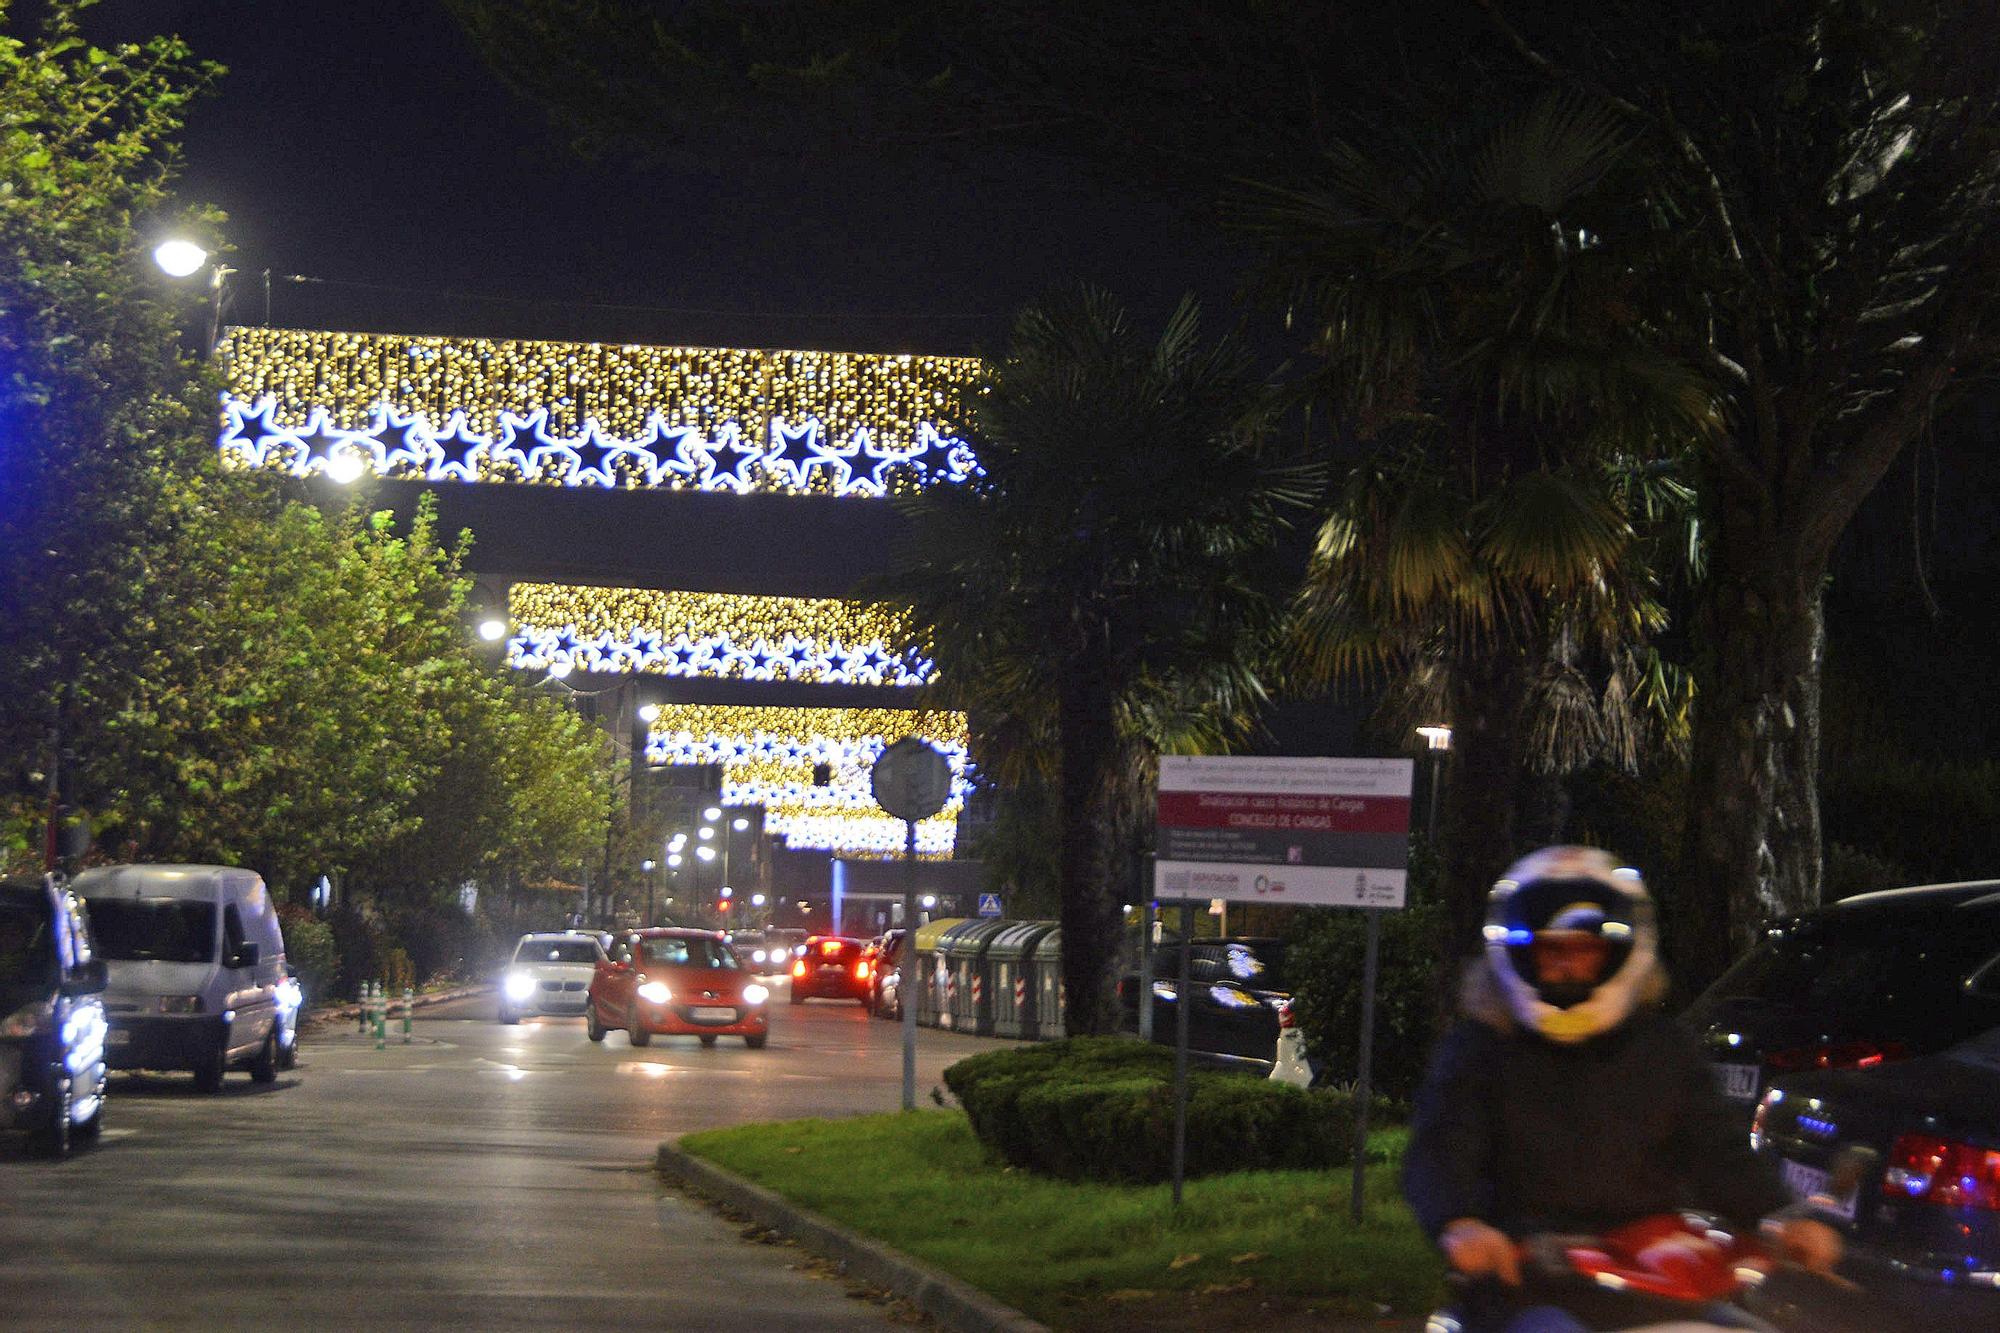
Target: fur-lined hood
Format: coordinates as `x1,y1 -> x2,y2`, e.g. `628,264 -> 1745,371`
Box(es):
1459,953 -> 1670,1035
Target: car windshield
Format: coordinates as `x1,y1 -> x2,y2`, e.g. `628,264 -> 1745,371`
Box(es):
640,937 -> 737,969
516,940 -> 599,965
86,897 -> 217,963
1699,914 -> 2000,1023
0,887 -> 57,1005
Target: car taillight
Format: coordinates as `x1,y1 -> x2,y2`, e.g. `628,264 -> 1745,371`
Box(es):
1883,1133 -> 2000,1211
1764,1039 -> 1908,1073
791,960 -> 806,978
856,960 -> 871,980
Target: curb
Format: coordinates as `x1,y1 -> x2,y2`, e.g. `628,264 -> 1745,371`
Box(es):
305,982 -> 494,1025
656,1142 -> 1050,1333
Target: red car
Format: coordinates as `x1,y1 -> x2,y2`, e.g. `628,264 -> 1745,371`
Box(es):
587,928 -> 770,1048
790,935 -> 871,1005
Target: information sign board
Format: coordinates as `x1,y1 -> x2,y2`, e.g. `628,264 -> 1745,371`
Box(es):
1154,755 -> 1413,908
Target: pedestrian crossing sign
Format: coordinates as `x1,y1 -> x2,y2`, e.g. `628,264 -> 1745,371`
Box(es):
977,893 -> 1003,917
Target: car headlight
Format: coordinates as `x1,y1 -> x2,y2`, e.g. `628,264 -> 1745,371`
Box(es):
742,984 -> 769,1006
503,971 -> 537,1001
277,978 -> 304,1013
752,949 -> 767,964
637,980 -> 672,1004
1,999 -> 53,1039
159,995 -> 204,1015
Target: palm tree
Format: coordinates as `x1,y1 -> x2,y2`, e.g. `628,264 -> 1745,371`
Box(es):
875,287 -> 1319,1034
1239,93 -> 1714,956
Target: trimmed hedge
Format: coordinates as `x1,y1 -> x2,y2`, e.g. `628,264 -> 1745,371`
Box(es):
943,1037 -> 1360,1183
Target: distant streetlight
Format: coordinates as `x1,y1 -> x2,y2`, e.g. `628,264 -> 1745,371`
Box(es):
152,238 -> 208,277
698,826 -> 714,841
731,817 -> 749,831
637,702 -> 661,723
703,806 -> 722,822
477,618 -> 507,642
667,853 -> 683,868
921,894 -> 936,909
547,660 -> 573,679
751,893 -> 765,907
696,846 -> 716,862
719,886 -> 732,899
1416,724 -> 1452,844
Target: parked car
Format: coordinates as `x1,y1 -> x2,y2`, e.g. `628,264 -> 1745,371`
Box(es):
587,928 -> 770,1048
0,877 -> 108,1157
499,931 -> 605,1023
789,935 -> 871,1005
1117,936 -> 1290,1068
1683,881 -> 2000,1112
864,930 -> 905,1017
1750,1023 -> 2000,1316
73,864 -> 293,1092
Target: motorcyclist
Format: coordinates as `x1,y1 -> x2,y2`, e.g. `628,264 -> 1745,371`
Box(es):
1403,846 -> 1842,1332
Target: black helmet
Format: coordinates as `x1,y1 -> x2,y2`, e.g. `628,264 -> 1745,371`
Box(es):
1484,846 -> 1656,1042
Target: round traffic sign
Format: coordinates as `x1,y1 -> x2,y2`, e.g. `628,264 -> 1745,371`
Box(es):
871,737 -> 952,821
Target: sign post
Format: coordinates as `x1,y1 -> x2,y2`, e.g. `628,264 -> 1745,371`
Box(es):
1154,755 -> 1413,1216
871,737 -> 952,1112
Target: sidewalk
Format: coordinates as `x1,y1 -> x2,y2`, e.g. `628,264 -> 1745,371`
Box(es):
303,980 -> 492,1028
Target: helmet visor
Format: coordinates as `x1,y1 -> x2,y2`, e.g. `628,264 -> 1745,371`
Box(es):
1495,875 -> 1639,1009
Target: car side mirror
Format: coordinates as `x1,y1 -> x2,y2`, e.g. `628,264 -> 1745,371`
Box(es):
230,941 -> 260,969
63,957 -> 108,996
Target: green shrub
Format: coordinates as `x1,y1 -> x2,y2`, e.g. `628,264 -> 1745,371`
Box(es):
1287,902 -> 1446,1104
277,905 -> 339,1003
944,1037 -> 1360,1182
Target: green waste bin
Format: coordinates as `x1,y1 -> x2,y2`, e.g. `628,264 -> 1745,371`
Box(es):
1027,927 -> 1065,1040
986,920 -> 1056,1039
911,917 -> 966,1028
937,918 -> 1013,1035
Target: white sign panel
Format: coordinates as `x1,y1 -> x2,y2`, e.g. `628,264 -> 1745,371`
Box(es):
1154,755 -> 1413,909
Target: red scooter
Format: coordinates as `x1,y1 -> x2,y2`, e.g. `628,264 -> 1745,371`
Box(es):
1426,1151 -> 1879,1333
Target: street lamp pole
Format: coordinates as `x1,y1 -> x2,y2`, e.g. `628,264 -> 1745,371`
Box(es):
1416,725 -> 1453,844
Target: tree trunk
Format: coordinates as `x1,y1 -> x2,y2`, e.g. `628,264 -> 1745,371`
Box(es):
1673,515 -> 1826,990
1439,651 -> 1534,960
1057,668 -> 1125,1036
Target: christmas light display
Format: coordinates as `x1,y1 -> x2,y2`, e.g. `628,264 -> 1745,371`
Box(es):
505,584 -> 933,686
217,328 -> 983,498
645,705 -> 970,857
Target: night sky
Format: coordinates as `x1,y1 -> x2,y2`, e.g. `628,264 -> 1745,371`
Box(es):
101,1 -> 1244,357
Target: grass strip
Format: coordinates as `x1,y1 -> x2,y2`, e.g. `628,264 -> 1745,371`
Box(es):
680,1109 -> 1442,1327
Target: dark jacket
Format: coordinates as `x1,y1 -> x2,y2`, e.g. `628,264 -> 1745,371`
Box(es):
1402,961 -> 1791,1241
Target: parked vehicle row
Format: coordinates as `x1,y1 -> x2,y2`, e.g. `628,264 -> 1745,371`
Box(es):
4,862 -> 302,1160
1683,879 -> 2000,1310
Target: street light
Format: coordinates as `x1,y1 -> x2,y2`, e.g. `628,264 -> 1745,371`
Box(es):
1416,724 -> 1452,845
153,238 -> 207,277
637,702 -> 661,723
477,618 -> 508,642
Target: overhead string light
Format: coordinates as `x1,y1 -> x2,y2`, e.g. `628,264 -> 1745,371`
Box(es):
645,705 -> 971,858
504,584 -> 935,686
217,328 -> 984,498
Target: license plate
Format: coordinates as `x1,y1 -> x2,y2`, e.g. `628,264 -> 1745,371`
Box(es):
691,1006 -> 735,1021
1780,1158 -> 1858,1220
1714,1062 -> 1759,1100
106,1029 -> 130,1047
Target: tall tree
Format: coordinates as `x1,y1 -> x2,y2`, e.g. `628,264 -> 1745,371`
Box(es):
1254,93 -> 1709,953
0,0 -> 220,859
1479,1 -> 2000,969
878,289 -> 1316,1033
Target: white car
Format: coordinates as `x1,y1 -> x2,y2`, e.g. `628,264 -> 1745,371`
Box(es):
499,932 -> 605,1023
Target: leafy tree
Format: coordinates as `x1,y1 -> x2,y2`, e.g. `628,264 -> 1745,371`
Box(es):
1250,93 -> 1710,955
0,0 -> 220,856
1474,2 -> 2000,971
877,288 -> 1317,1034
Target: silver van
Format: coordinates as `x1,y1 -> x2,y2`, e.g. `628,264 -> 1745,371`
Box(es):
72,865 -> 298,1092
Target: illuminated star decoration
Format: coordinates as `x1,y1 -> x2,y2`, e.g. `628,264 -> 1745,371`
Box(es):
763,418 -> 856,494
701,423 -> 764,493
430,412 -> 495,482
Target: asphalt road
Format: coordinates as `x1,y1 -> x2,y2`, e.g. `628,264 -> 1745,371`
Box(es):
0,985 -> 999,1331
